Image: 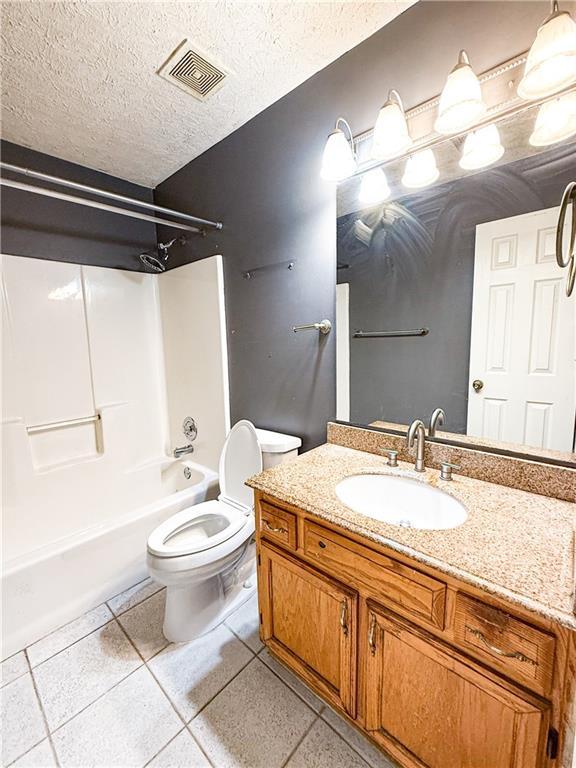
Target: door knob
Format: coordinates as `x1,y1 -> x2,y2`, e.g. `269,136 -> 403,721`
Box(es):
472,379 -> 484,392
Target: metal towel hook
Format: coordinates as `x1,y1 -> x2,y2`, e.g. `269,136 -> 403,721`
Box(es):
556,181 -> 576,297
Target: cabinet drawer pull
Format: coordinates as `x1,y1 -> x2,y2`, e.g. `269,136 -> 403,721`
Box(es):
368,612 -> 377,655
465,625 -> 537,665
263,520 -> 288,535
340,600 -> 349,636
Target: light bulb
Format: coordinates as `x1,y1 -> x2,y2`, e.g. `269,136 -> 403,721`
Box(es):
371,89 -> 412,160
320,121 -> 356,181
518,2 -> 576,99
402,149 -> 439,189
435,51 -> 487,135
358,168 -> 391,205
529,92 -> 576,145
459,125 -> 505,170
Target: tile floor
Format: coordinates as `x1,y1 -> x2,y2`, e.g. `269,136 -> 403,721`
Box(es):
1,578 -> 398,768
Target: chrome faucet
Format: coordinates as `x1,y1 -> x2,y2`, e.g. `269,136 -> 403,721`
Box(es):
429,407 -> 445,437
406,419 -> 426,472
173,444 -> 194,458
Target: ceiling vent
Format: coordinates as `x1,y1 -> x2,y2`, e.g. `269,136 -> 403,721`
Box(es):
157,40 -> 227,101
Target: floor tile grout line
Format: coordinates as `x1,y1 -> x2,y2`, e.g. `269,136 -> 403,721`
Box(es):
184,723 -> 218,768
38,636 -> 146,738
107,583 -> 164,619
184,652 -> 259,725
106,575 -> 156,608
140,724 -> 187,768
26,614 -> 117,672
20,602 -> 113,662
21,579 -> 162,673
223,618 -> 262,657
280,712 -> 321,768
320,711 -> 388,768
258,648 -> 325,714
23,647 -> 62,768
0,668 -> 28,689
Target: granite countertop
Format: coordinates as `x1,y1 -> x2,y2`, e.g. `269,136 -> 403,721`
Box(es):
247,442 -> 576,629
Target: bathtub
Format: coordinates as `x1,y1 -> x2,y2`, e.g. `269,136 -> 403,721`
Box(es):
2,459 -> 219,658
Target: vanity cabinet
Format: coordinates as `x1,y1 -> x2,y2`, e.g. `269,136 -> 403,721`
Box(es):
365,603 -> 550,768
258,542 -> 357,716
255,491 -> 572,768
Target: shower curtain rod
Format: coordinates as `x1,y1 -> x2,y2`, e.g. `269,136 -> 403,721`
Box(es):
0,162 -> 223,232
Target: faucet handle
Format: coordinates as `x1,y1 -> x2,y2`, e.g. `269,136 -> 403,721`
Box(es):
384,450 -> 398,467
440,462 -> 460,481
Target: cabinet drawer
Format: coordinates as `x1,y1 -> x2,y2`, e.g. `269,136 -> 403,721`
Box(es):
303,521 -> 446,629
454,594 -> 555,695
259,501 -> 297,550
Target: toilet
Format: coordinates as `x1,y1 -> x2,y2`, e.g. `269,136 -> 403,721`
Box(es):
147,420 -> 301,642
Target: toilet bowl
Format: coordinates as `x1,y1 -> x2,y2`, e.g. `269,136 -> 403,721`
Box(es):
147,420 -> 300,642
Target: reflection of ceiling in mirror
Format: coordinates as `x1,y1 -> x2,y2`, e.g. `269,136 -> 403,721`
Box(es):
337,106 -> 574,218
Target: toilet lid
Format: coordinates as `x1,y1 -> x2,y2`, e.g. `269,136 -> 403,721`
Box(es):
219,420 -> 262,509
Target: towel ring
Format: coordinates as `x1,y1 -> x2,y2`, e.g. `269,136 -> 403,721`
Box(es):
556,181 -> 576,297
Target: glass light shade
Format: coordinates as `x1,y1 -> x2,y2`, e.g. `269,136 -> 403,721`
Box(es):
320,128 -> 356,181
358,168 -> 391,205
371,91 -> 412,160
459,125 -> 505,170
529,92 -> 576,145
434,51 -> 487,135
518,7 -> 576,99
402,150 -> 439,189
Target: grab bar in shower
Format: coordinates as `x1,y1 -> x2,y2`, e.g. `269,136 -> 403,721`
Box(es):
353,328 -> 429,338
27,413 -> 101,435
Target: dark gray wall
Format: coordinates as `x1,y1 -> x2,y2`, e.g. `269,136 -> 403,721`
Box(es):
338,142 -> 576,433
1,141 -> 157,271
154,1 -> 550,451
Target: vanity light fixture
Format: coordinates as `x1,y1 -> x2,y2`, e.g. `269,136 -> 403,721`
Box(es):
434,50 -> 487,135
402,149 -> 439,189
518,0 -> 576,99
320,117 -> 357,181
529,91 -> 576,145
371,89 -> 413,160
459,124 -> 505,170
358,168 -> 391,205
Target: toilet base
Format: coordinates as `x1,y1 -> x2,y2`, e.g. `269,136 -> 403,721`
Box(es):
162,545 -> 257,643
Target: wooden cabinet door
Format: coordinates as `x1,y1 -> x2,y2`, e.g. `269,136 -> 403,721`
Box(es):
259,542 -> 357,716
364,604 -> 550,768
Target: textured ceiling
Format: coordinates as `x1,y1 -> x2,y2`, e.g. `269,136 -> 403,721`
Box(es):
1,1 -> 412,187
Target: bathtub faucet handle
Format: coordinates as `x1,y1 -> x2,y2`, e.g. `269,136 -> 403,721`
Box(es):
174,444 -> 194,459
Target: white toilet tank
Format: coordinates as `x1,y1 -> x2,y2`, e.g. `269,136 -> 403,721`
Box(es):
255,428 -> 302,469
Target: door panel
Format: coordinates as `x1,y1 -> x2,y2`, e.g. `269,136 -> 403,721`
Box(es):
468,207 -> 574,451
259,542 -> 357,715
365,605 -> 549,768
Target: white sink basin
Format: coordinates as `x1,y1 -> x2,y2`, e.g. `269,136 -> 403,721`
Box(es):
335,474 -> 467,530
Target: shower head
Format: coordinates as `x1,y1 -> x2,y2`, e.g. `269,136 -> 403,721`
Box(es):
139,237 -> 186,272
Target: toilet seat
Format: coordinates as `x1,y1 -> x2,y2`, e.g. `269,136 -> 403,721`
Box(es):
147,499 -> 249,558
147,420 -> 262,560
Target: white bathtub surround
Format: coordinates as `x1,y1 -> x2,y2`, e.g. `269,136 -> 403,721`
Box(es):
2,253 -> 226,655
159,254 -> 230,472
2,464 -> 217,658
1,576 -> 396,768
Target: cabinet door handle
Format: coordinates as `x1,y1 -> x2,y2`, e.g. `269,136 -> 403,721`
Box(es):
340,600 -> 349,636
263,520 -> 288,535
368,612 -> 377,655
465,625 -> 537,665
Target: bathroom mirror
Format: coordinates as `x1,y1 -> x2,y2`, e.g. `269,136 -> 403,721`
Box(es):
336,102 -> 576,464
